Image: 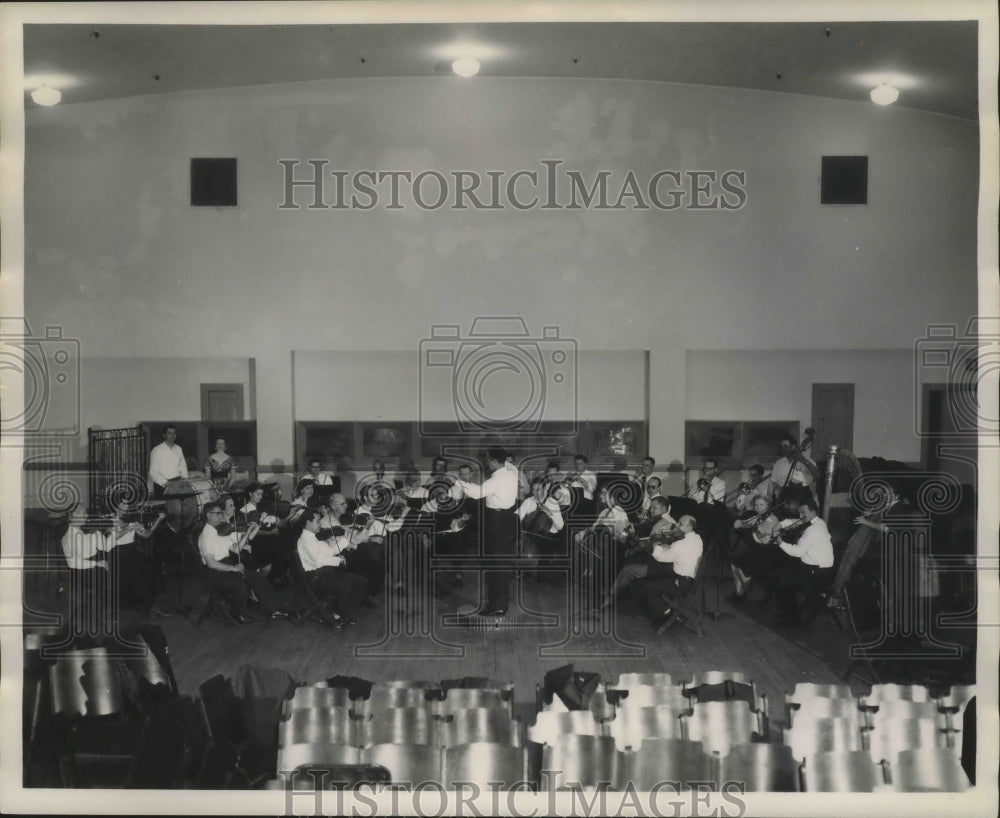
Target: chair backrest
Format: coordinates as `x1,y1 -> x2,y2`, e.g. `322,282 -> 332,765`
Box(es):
528,710 -> 604,745
612,684 -> 690,712
786,683 -> 856,706
127,712 -> 189,788
538,683 -> 615,722
285,685 -> 353,714
362,743 -> 443,786
198,674 -> 245,744
277,742 -> 361,775
801,750 -> 886,792
719,743 -> 799,792
443,743 -> 527,791
49,648 -> 121,717
890,748 -> 971,792
784,717 -> 863,762
607,705 -> 683,751
358,706 -> 435,748
787,697 -> 865,730
439,708 -> 521,748
864,718 -> 947,763
364,682 -> 438,712
860,683 -> 932,707
611,672 -> 676,689
866,699 -> 948,729
681,700 -> 760,756
630,738 -> 714,792
278,707 -> 356,747
541,734 -> 627,792
436,688 -> 509,716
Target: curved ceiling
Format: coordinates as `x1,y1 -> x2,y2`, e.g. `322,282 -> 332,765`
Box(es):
24,20 -> 979,120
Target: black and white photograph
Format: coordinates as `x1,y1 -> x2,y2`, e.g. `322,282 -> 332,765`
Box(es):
1,1 -> 997,815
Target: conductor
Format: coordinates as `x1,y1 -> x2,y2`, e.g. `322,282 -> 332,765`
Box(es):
455,447 -> 519,617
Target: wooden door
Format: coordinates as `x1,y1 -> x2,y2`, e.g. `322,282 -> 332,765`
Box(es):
200,384 -> 244,422
811,383 -> 855,459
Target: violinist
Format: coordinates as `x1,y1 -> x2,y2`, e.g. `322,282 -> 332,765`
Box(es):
197,502 -> 293,623
238,483 -> 279,528
729,494 -> 780,599
297,509 -> 367,624
279,479 -> 315,530
637,476 -> 664,521
571,455 -> 598,501
757,497 -> 834,626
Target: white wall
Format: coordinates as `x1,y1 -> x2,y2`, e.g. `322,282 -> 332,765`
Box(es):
24,76 -> 979,465
686,349 -> 937,462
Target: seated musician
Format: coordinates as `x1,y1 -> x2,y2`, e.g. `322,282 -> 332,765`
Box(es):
687,459 -> 726,504
238,482 -> 279,527
640,515 -> 704,629
304,458 -> 335,487
729,494 -> 780,599
757,497 -> 835,626
631,492 -> 676,540
197,502 -> 293,623
571,454 -> 598,501
602,496 -> 681,608
574,485 -> 630,547
770,436 -> 819,503
279,479 -> 315,529
61,510 -> 170,620
398,470 -> 428,501
297,509 -> 367,625
636,476 -> 664,521
734,464 -> 770,512
631,456 -> 657,489
543,462 -> 573,513
517,477 -> 565,561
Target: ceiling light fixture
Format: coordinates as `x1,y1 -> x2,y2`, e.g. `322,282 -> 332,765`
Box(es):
870,83 -> 899,105
451,56 -> 480,78
30,85 -> 62,106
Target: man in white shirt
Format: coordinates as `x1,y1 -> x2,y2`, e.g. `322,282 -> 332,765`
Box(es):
455,447 -> 519,617
517,477 -> 565,536
631,456 -> 656,489
297,509 -> 367,622
637,476 -> 664,520
687,459 -> 726,505
641,515 -> 704,628
198,502 -> 291,623
576,486 -> 630,546
304,458 -> 335,486
769,436 -> 819,503
761,498 -> 835,626
735,464 -> 770,512
602,498 -> 683,607
148,424 -> 188,498
571,455 -> 598,501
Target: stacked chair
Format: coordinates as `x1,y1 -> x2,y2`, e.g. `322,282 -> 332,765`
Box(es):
274,679 -> 527,790
785,682 -> 973,791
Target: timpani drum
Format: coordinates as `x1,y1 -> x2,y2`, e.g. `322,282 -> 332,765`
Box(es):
163,477 -> 218,532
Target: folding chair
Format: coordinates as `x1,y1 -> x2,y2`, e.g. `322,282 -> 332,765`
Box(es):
654,554 -> 707,636
291,549 -> 342,629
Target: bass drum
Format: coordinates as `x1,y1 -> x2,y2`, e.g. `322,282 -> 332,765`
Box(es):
163,477 -> 218,533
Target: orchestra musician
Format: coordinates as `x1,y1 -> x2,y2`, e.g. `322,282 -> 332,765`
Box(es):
756,497 -> 834,626
640,515 -> 704,629
148,424 -> 188,499
517,477 -> 565,564
630,456 -> 657,489
455,448 -> 519,618
574,485 -> 631,546
686,459 -> 726,504
279,479 -> 315,529
601,496 -> 680,609
636,476 -> 665,521
197,502 -> 294,623
729,494 -> 780,599
734,464 -> 770,512
297,509 -> 366,625
571,454 -> 598,501
205,437 -> 235,491
770,435 -> 819,503
304,458 -> 335,487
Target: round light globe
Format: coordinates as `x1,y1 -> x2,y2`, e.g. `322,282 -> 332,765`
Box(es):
870,84 -> 899,105
31,86 -> 62,106
452,57 -> 481,78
